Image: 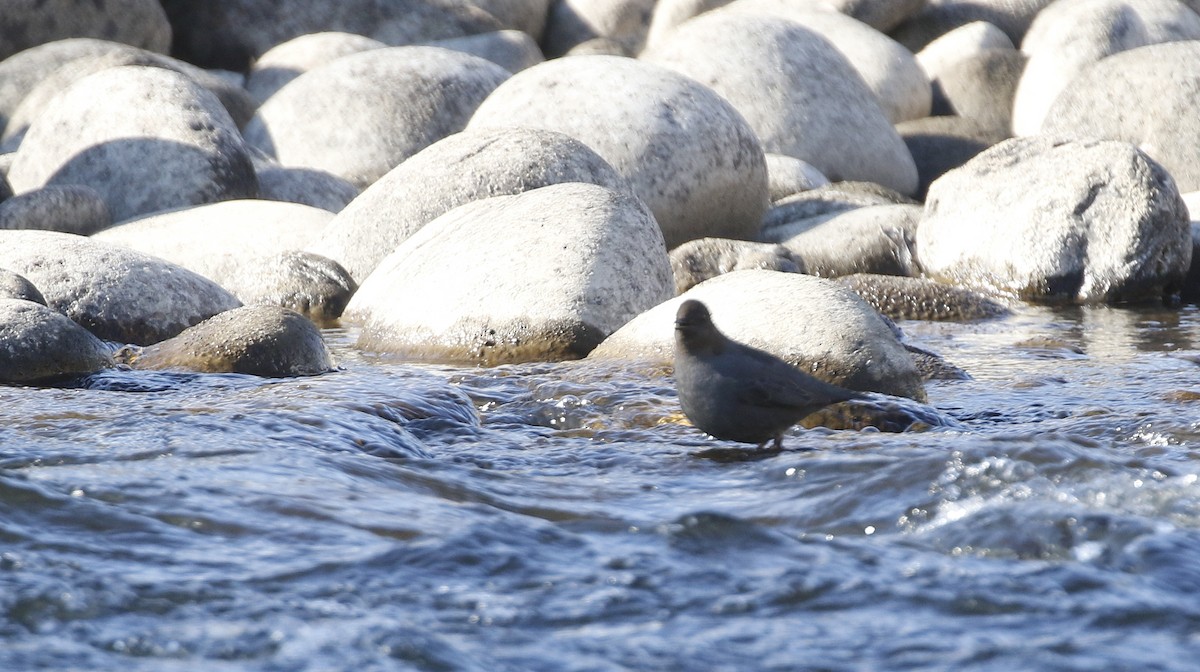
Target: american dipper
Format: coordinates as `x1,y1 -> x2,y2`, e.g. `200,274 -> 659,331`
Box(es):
673,299 -> 867,449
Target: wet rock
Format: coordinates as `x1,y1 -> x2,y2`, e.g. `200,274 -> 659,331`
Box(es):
7,66 -> 258,223
1041,41 -> 1200,194
918,137 -> 1191,304
310,126 -> 633,283
780,204 -> 922,278
157,0 -> 503,71
766,154 -> 830,202
590,269 -> 927,401
1,45 -> 257,148
0,230 -> 242,345
345,182 -> 673,363
469,56 -> 768,249
244,32 -> 386,106
1012,0 -> 1200,137
916,21 -> 1014,80
0,185 -> 110,235
712,2 -> 932,124
890,0 -> 1056,52
254,164 -> 360,213
761,182 -> 916,243
929,49 -> 1026,137
837,273 -> 1011,321
670,238 -> 803,293
801,392 -> 963,432
897,116 -> 1008,200
429,30 -> 544,73
542,0 -> 658,56
642,12 -> 917,195
126,306 -> 333,378
245,46 -> 510,189
0,0 -> 170,63
0,268 -> 44,304
94,200 -> 350,319
0,299 -> 114,383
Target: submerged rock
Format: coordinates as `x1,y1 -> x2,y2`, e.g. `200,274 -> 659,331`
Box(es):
468,55 -> 768,249
670,238 -> 802,294
0,230 -> 241,345
590,269 -> 927,401
837,274 -> 1011,322
918,137 -> 1191,304
310,126 -> 632,283
0,298 -> 114,383
345,182 -> 673,364
125,306 -> 333,377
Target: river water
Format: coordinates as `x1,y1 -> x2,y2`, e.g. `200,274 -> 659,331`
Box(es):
2,303 -> 1200,670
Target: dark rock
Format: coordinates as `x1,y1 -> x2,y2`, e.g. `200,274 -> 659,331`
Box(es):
0,298 -> 114,383
0,185 -> 110,235
0,268 -> 44,304
837,273 -> 1011,321
0,0 -> 170,63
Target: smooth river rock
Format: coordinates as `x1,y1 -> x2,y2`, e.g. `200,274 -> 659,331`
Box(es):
1040,41 -> 1200,194
468,55 -> 768,249
669,238 -> 803,293
0,230 -> 242,345
761,182 -> 916,243
310,126 -> 634,283
589,269 -> 927,401
641,12 -> 918,196
344,182 -> 674,363
542,0 -> 658,56
0,185 -> 110,235
95,200 -> 352,320
918,137 -> 1191,304
1011,0 -> 1200,137
6,65 -> 258,223
0,268 -> 44,304
245,46 -> 511,189
126,306 -> 333,377
244,32 -> 386,105
0,298 -> 114,383
0,0 -> 170,63
765,154 -> 830,201
890,0 -> 1057,52
780,204 -> 922,278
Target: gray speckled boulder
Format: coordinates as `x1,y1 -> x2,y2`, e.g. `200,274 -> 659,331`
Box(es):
670,238 -> 803,293
94,200 -> 351,319
1012,0 -> 1200,137
0,268 -> 44,304
780,204 -> 922,278
0,231 -> 242,345
1,46 -> 257,148
0,185 -> 110,235
245,46 -> 510,189
254,164 -> 360,213
157,0 -> 502,71
0,0 -> 170,63
837,274 -> 1011,322
244,32 -> 386,105
542,0 -> 658,56
642,12 -> 917,195
345,182 -> 674,363
918,137 -> 1191,304
311,126 -> 634,283
127,306 -> 333,377
589,269 -> 927,401
7,66 -> 258,223
469,55 -> 768,249
929,49 -> 1026,137
0,299 -> 114,383
713,1 -> 932,124
890,0 -> 1056,52
761,182 -> 916,242
1041,41 -> 1200,194
429,30 -> 544,72
766,153 -> 830,201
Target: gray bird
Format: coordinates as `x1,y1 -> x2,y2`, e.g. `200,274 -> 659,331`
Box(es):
673,299 -> 866,449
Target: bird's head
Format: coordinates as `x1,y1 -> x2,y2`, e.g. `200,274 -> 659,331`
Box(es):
674,299 -> 726,356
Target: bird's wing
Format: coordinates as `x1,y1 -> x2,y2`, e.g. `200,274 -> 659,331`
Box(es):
727,344 -> 860,410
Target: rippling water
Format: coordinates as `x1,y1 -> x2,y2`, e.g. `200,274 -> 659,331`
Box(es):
3,305 -> 1200,670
